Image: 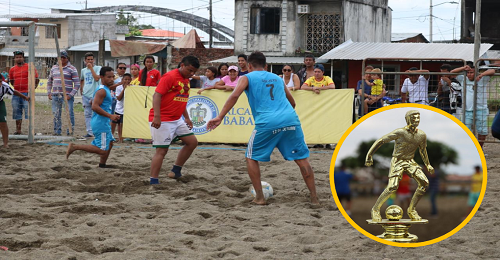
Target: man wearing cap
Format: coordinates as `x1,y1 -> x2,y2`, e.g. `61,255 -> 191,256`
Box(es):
9,50 -> 39,135
47,51 -> 80,136
80,52 -> 101,138
300,64 -> 335,94
213,65 -> 240,91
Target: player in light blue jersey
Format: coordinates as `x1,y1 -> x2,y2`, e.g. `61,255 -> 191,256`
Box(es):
66,67 -> 121,168
208,51 -> 319,205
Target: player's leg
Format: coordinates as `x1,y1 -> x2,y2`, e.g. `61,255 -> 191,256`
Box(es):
99,141 -> 114,167
149,121 -> 172,183
276,125 -> 319,205
245,129 -> 276,205
66,143 -> 106,159
0,100 -> 8,147
168,120 -> 197,179
246,158 -> 265,205
407,169 -> 429,221
0,122 -> 8,148
150,147 -> 168,181
169,134 -> 197,179
295,158 -> 320,205
371,176 -> 399,221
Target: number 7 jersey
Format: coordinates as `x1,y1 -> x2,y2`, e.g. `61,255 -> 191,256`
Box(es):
244,71 -> 301,130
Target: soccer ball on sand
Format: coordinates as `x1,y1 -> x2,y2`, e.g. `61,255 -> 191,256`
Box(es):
249,181 -> 274,199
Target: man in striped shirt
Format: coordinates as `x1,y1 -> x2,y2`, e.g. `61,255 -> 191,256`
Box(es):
47,51 -> 80,135
0,78 -> 30,148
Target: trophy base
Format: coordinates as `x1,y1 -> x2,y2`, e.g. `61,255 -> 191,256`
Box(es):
367,219 -> 428,243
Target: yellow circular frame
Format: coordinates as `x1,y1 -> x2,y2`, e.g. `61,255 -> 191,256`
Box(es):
329,103 -> 488,247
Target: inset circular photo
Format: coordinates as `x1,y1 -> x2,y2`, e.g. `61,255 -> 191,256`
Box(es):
329,104 -> 487,247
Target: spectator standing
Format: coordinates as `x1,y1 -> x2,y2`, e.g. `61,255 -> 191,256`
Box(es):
139,56 -> 161,87
296,54 -> 316,86
451,65 -> 496,149
47,51 -> 80,136
465,166 -> 483,218
112,73 -> 131,143
129,64 -> 140,86
9,50 -> 39,135
334,165 -> 354,216
237,54 -> 249,76
401,67 -> 430,105
80,52 -> 101,138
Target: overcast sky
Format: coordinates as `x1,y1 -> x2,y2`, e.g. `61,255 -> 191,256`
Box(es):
0,0 -> 461,41
334,107 -> 484,176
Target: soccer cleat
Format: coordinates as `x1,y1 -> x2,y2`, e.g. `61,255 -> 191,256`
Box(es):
407,209 -> 422,221
371,208 -> 382,222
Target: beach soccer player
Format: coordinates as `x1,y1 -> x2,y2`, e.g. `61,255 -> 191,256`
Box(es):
207,51 -> 320,205
149,56 -> 200,185
66,67 -> 120,167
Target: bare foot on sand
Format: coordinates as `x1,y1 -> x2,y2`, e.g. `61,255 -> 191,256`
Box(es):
252,198 -> 267,205
311,196 -> 320,206
66,143 -> 75,159
2,144 -> 8,149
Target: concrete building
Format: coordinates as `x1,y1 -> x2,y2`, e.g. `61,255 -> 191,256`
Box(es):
461,0 -> 500,50
234,0 -> 392,56
0,10 -> 125,77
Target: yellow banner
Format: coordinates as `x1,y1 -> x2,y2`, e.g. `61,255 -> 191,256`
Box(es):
35,79 -> 48,94
123,87 -> 354,144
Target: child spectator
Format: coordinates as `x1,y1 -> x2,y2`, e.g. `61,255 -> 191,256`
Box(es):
363,68 -> 385,114
112,73 -> 131,143
192,66 -> 221,94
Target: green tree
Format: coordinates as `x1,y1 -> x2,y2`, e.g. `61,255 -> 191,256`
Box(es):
116,10 -> 155,37
340,139 -> 458,173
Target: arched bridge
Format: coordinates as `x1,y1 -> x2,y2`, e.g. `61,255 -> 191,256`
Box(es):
87,5 -> 234,42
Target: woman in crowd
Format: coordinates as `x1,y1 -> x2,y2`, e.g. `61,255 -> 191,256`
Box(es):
130,64 -> 141,86
216,63 -> 229,79
139,56 -> 161,87
213,65 -> 240,91
280,64 -> 300,91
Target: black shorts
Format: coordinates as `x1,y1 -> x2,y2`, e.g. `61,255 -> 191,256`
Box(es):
337,193 -> 351,202
112,112 -> 123,124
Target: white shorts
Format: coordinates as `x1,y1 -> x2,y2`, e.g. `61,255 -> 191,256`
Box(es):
150,119 -> 193,148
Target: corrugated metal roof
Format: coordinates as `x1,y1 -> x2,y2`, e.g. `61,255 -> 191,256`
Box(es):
68,41 -> 111,52
484,50 -> 500,60
210,56 -> 329,64
391,33 -> 423,42
0,48 -> 58,57
319,40 -> 494,61
3,13 -> 114,19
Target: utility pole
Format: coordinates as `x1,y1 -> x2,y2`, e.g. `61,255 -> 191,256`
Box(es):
209,0 -> 213,48
430,0 -> 433,43
473,0 -> 481,63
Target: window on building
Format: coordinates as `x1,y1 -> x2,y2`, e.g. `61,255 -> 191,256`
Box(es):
46,24 -> 61,39
305,14 -> 342,52
250,8 -> 280,34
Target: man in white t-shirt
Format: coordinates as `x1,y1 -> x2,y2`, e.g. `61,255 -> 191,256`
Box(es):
401,67 -> 430,105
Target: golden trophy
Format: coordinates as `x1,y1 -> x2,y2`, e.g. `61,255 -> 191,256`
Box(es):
365,110 -> 433,242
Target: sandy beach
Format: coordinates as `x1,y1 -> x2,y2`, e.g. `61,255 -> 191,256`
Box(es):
1,100 -> 499,259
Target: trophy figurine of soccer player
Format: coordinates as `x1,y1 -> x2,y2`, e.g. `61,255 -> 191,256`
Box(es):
365,110 -> 432,242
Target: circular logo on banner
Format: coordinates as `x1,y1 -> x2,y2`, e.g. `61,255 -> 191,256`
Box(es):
185,96 -> 219,135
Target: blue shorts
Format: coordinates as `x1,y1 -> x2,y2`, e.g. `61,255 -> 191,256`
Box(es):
91,131 -> 115,151
468,191 -> 480,207
246,125 -> 309,162
465,109 -> 488,135
11,93 -> 29,120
